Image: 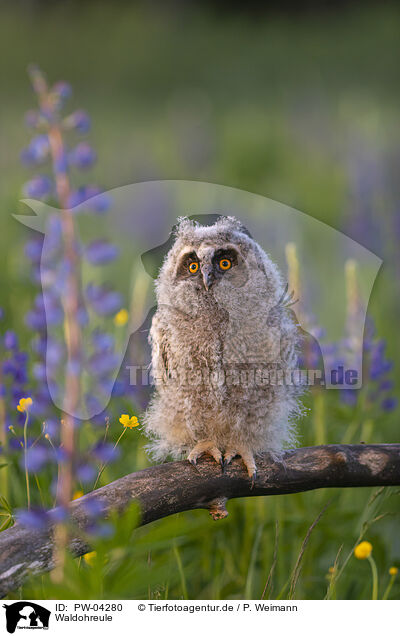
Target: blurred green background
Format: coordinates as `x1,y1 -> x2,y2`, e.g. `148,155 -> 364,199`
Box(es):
0,0 -> 399,600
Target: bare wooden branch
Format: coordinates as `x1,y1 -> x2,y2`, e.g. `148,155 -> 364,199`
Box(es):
0,443 -> 399,597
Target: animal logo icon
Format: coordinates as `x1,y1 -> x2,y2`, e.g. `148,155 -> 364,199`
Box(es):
3,602 -> 50,633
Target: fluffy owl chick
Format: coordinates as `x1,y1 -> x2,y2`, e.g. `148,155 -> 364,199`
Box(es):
143,216 -> 303,481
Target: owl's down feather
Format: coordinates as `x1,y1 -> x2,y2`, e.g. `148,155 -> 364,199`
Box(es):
143,216 -> 304,480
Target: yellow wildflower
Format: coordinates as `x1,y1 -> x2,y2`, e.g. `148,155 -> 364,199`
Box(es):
73,490 -> 84,500
114,308 -> 129,327
119,414 -> 139,429
354,541 -> 373,560
83,551 -> 97,565
389,566 -> 398,576
17,397 -> 33,413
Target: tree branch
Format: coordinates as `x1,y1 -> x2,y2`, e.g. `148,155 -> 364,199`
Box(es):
0,443 -> 399,597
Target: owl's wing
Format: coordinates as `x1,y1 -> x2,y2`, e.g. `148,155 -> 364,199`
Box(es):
149,312 -> 171,382
279,307 -> 325,375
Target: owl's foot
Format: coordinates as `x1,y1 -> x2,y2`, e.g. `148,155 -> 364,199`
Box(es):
224,446 -> 257,486
187,440 -> 223,468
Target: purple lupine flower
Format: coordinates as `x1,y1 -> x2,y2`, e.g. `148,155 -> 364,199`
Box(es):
42,292 -> 64,326
25,306 -> 46,330
77,463 -> 97,484
92,330 -> 114,353
14,351 -> 28,367
109,379 -> 126,397
54,447 -> 68,464
22,174 -> 53,198
20,67 -> 135,498
369,341 -> 393,380
88,351 -> 119,377
24,237 -> 43,262
3,331 -> 18,350
53,151 -> 69,174
86,521 -> 114,538
63,109 -> 91,133
31,335 -> 47,357
9,437 -> 24,451
381,397 -> 398,412
67,187 -> 87,209
69,142 -> 96,169
86,283 -> 122,316
32,362 -> 47,382
84,395 -> 106,424
83,497 -> 104,518
92,442 -> 120,464
85,239 -> 119,265
41,215 -> 62,258
26,292 -> 63,330
53,81 -> 72,101
46,338 -> 65,367
340,389 -> 358,406
48,506 -> 69,523
67,357 -> 82,377
21,446 -> 49,473
20,134 -> 50,165
68,185 -> 111,213
17,508 -> 49,530
84,186 -> 111,213
3,353 -> 28,384
76,305 -> 89,326
43,418 -> 60,438
379,379 -> 394,391
30,388 -> 53,417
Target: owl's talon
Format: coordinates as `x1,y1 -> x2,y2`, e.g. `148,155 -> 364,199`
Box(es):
225,446 -> 257,482
220,458 -> 227,473
223,451 -> 237,466
187,441 -> 223,467
250,471 -> 257,489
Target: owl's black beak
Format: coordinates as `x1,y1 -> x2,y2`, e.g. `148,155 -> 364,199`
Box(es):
201,265 -> 214,291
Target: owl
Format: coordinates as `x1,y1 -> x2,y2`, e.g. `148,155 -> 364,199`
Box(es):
143,216 -> 303,482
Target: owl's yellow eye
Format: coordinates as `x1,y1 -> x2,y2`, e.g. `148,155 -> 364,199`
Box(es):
219,258 -> 232,271
188,262 -> 199,274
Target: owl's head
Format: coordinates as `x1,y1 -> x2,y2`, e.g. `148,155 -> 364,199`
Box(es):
156,216 -> 283,310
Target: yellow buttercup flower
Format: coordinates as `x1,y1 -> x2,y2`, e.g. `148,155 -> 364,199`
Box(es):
119,414 -> 139,428
389,566 -> 398,576
73,490 -> 84,500
17,397 -> 33,413
354,541 -> 373,560
83,551 -> 97,565
114,308 -> 129,327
